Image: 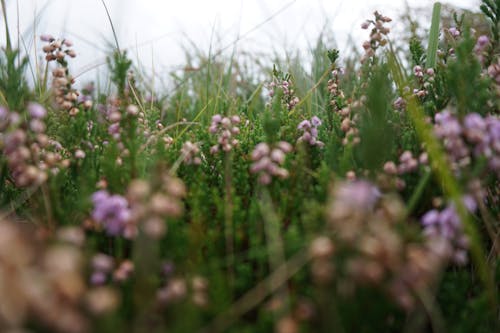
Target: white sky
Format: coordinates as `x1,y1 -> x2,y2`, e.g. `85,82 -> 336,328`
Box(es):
3,0 -> 479,84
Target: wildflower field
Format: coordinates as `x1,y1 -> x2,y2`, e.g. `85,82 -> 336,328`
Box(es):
0,1 -> 499,332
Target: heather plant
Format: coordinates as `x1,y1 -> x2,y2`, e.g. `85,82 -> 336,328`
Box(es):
0,1 -> 499,333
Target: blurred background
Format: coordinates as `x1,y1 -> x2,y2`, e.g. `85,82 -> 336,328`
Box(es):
1,0 -> 478,84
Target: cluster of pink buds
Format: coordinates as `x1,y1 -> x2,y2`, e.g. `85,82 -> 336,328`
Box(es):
209,114 -> 241,154
360,11 -> 392,63
52,66 -> 80,115
156,278 -> 187,305
77,82 -> 94,110
382,151 -> 428,190
41,35 -> 85,116
337,103 -> 361,146
474,35 -> 489,64
98,97 -> 143,164
267,79 -> 300,110
250,141 -> 293,185
126,175 -> 186,239
0,219 -> 91,333
181,141 -> 202,165
1,104 -> 69,187
327,68 -> 345,112
393,96 -> 406,111
487,59 -> 500,96
412,65 -> 435,98
297,116 -> 324,147
41,34 -> 76,62
325,181 -> 450,310
447,27 -> 461,39
396,150 -> 424,174
89,175 -> 185,240
90,253 -> 134,285
157,274 -> 209,308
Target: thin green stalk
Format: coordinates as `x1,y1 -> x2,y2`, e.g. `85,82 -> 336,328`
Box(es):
259,189 -> 290,314
387,48 -> 497,313
426,2 -> 441,69
405,168 -> 432,216
200,249 -> 308,333
224,151 -> 235,289
100,0 -> 120,53
1,0 -> 11,52
406,96 -> 497,310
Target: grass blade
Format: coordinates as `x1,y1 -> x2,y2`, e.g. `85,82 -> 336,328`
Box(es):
426,2 -> 441,69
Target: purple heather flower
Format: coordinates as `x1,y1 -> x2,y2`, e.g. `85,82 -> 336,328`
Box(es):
108,123 -> 120,137
91,190 -> 131,236
28,102 -> 47,119
298,116 -> 324,147
448,27 -> 460,37
298,120 -> 311,130
393,96 -> 406,110
311,116 -> 322,127
90,271 -> 107,285
421,196 -> 476,265
40,34 -> 54,42
209,114 -> 241,153
477,35 -> 489,47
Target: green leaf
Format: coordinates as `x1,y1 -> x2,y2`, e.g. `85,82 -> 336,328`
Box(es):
426,2 -> 441,69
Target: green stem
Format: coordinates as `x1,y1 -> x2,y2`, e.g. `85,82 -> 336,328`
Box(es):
405,168 -> 432,216
1,0 -> 11,52
426,2 -> 441,69
224,151 -> 235,289
259,189 -> 290,313
406,96 -> 497,311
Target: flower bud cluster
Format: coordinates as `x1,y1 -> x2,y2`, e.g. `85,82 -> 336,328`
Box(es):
487,59 -> 500,96
411,65 -> 435,99
434,110 -> 500,175
447,27 -> 461,39
89,253 -> 134,285
209,114 -> 241,154
250,141 -> 293,185
309,236 -> 336,285
41,34 -> 76,62
380,151 -> 427,191
338,102 -> 361,145
77,82 -> 95,110
98,97 -> 144,164
190,276 -> 209,307
41,35 -> 85,116
1,104 -> 69,187
421,197 -> 475,265
297,116 -> 324,147
267,78 -> 300,110
91,190 -> 131,237
323,180 -> 448,310
156,278 -> 187,305
360,11 -> 392,63
474,35 -> 489,64
327,68 -> 345,112
90,175 -> 185,240
181,140 -> 202,165
0,219 -> 90,333
156,272 -> 209,308
125,175 -> 186,239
